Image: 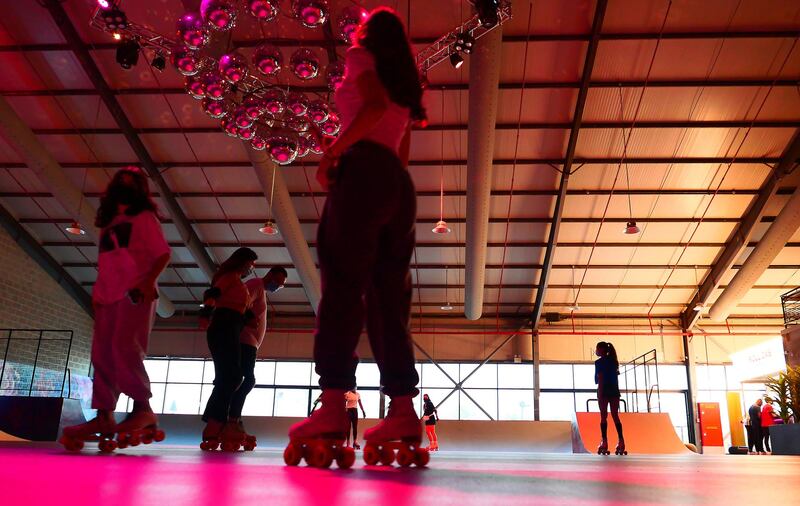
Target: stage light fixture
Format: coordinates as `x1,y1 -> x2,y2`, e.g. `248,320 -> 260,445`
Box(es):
623,220 -> 641,235
454,32 -> 475,54
473,0 -> 500,28
449,52 -> 464,69
259,219 -> 279,235
115,39 -> 140,70
101,5 -> 128,30
151,52 -> 166,71
432,220 -> 451,234
66,221 -> 86,236
97,0 -> 110,8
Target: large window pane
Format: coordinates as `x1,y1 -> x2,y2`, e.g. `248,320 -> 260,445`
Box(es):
241,388 -> 275,416
115,394 -> 131,413
151,383 -> 166,414
356,362 -> 381,388
200,384 -> 213,414
275,362 -> 312,386
254,361 -> 276,385
573,364 -> 596,389
460,363 -> 497,389
358,389 -> 380,418
144,360 -> 168,382
460,389 -> 497,420
539,392 -> 575,421
420,363 -> 458,388
166,360 -> 204,383
273,388 -> 310,416
540,364 -> 574,389
163,384 -> 202,414
498,389 -> 534,420
419,388 -> 458,420
696,365 -> 727,390
575,392 -> 597,412
497,364 -> 533,389
655,365 -> 688,390
202,360 -> 215,384
660,392 -> 689,442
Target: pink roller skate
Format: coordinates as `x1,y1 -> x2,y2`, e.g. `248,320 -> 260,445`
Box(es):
200,419 -> 225,451
615,439 -> 627,455
284,389 -> 355,469
115,408 -> 165,449
363,395 -> 429,468
597,439 -> 610,455
59,411 -> 117,453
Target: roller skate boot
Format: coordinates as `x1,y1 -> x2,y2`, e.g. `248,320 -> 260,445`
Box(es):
219,419 -> 250,452
615,439 -> 627,455
363,395 -> 428,468
430,441 -> 439,452
284,389 -> 354,469
353,441 -> 361,450
115,409 -> 165,449
237,419 -> 257,451
59,411 -> 117,453
200,419 -> 225,451
597,439 -> 610,455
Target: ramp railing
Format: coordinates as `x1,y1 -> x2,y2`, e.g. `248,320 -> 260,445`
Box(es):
619,349 -> 661,413
781,286 -> 800,327
0,329 -> 74,397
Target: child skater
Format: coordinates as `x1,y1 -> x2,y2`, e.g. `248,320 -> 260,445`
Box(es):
286,7 -> 427,467
199,247 -> 257,450
595,341 -> 625,455
61,167 -> 171,450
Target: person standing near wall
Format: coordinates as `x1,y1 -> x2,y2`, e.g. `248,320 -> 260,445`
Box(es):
761,397 -> 778,454
200,247 -> 257,451
224,266 -> 287,448
595,341 -> 625,455
61,167 -> 171,450
286,7 -> 428,465
345,388 -> 367,449
422,393 -> 439,451
747,398 -> 764,454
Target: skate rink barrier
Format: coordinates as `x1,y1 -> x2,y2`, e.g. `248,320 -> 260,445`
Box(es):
0,397 -> 86,441
572,412 -> 692,454
154,414 -> 574,453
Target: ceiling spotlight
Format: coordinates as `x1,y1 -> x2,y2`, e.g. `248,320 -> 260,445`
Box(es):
101,5 -> 128,30
115,39 -> 140,70
97,0 -> 111,8
259,219 -> 279,235
623,220 -> 640,235
65,221 -> 86,236
449,52 -> 464,69
473,0 -> 501,28
151,52 -> 166,71
693,302 -> 705,312
454,32 -> 475,54
432,220 -> 451,234
440,304 -> 454,311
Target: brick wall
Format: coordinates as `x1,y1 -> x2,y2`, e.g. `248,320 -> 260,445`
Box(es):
0,227 -> 93,389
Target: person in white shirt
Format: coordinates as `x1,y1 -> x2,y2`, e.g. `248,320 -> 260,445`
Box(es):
345,388 -> 366,449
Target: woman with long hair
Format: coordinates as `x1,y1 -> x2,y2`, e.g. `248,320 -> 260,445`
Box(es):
595,341 -> 625,455
60,167 -> 171,452
200,247 -> 258,451
286,7 -> 427,467
422,394 -> 439,451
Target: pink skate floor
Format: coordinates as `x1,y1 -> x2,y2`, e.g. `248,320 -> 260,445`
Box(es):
1,443 -> 798,505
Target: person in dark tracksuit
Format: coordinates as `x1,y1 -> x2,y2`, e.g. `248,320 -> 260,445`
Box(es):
747,398 -> 764,454
595,341 -> 624,454
422,394 -> 439,451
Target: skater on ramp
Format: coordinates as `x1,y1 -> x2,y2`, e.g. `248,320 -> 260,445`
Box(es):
284,6 -> 428,469
60,167 -> 171,452
595,341 -> 625,455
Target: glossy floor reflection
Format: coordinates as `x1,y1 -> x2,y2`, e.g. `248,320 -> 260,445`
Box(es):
1,443 -> 798,505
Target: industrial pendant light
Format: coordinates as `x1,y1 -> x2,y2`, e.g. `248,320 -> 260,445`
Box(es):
441,265 -> 454,311
433,96 -> 451,235
260,164 -> 280,235
66,220 -> 86,236
566,265 -> 580,311
692,266 -> 704,311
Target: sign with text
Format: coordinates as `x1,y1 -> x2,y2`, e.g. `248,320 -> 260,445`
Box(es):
730,337 -> 786,382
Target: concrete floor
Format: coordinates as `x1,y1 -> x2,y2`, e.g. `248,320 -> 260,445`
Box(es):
1,443 -> 798,505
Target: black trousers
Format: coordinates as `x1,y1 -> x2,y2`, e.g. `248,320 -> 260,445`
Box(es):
203,308 -> 245,422
762,426 -> 771,452
314,141 -> 419,397
229,343 -> 257,418
747,424 -> 764,452
347,407 -> 359,441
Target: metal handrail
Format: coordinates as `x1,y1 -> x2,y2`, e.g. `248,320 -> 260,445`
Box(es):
586,398 -> 628,412
647,384 -> 659,413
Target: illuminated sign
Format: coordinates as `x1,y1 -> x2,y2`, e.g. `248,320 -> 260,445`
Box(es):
730,337 -> 786,382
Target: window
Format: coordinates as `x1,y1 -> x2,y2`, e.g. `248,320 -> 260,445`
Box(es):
497,364 -> 533,389
539,392 -> 575,421
144,360 -> 168,382
460,389 -> 497,420
540,364 -> 574,389
163,384 -> 202,414
498,389 -> 534,420
241,388 -> 275,417
166,360 -> 204,384
420,363 -> 459,388
273,388 -> 310,416
356,362 -> 381,388
460,363 -> 497,389
275,362 -> 312,386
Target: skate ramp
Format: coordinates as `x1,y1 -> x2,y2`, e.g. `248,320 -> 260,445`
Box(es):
572,412 -> 691,454
0,430 -> 28,442
0,397 -> 86,441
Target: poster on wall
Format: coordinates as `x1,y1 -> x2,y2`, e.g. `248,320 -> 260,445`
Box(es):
730,337 -> 786,382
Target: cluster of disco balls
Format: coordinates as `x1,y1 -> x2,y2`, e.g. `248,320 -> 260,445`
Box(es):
172,1 -> 367,165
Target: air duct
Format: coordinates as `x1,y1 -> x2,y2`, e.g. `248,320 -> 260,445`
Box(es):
0,96 -> 175,317
464,27 -> 503,320
709,188 -> 800,321
246,146 -> 322,313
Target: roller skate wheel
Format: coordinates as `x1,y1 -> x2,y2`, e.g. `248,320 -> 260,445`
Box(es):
414,448 -> 430,467
221,441 -> 239,452
153,429 -> 166,442
200,441 -> 209,451
142,434 -> 154,445
379,447 -> 395,466
396,447 -> 414,468
127,433 -> 141,446
336,446 -> 356,469
363,445 -> 380,466
309,443 -> 334,468
284,443 -> 302,466
99,439 -> 117,453
244,444 -> 256,451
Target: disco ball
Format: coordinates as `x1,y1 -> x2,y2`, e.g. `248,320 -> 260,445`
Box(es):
253,44 -> 283,76
172,48 -> 201,76
202,97 -> 228,119
185,75 -> 206,99
286,92 -> 309,116
238,127 -> 257,141
202,73 -> 228,100
326,61 -> 345,91
296,134 -> 311,158
201,0 -> 237,32
219,52 -> 248,84
266,132 -> 299,165
176,11 -> 208,50
247,0 -> 279,21
250,134 -> 267,150
233,105 -> 254,129
242,95 -> 266,120
291,0 -> 329,29
336,5 -> 368,43
290,48 -> 320,80
287,116 -> 310,133
305,133 -> 323,154
319,112 -> 340,137
221,117 -> 239,137
262,89 -> 286,116
306,99 -> 330,123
